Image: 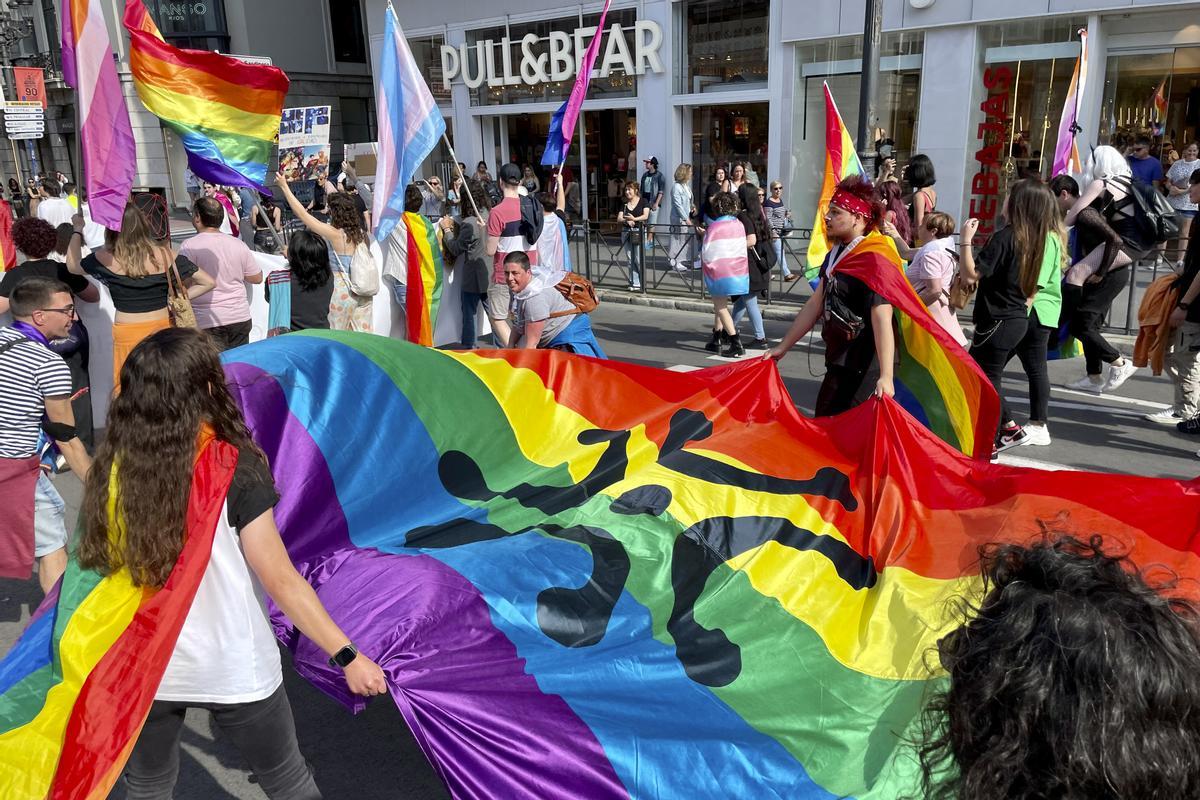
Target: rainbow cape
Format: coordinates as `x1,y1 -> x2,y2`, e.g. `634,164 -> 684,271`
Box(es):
123,0 -> 289,192
403,211 -> 444,346
0,435 -> 235,800
834,234 -> 1001,460
6,334 -> 1200,799
0,199 -> 15,269
807,83 -> 867,279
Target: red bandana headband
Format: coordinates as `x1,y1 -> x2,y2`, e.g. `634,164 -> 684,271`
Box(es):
830,190 -> 872,218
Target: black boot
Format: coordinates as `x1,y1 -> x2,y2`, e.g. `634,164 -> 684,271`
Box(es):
704,329 -> 723,352
722,332 -> 745,358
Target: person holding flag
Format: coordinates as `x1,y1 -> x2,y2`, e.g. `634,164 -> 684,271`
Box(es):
767,177 -> 896,415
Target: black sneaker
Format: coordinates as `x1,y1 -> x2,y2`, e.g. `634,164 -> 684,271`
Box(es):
1178,416 -> 1200,435
995,426 -> 1029,452
745,338 -> 769,350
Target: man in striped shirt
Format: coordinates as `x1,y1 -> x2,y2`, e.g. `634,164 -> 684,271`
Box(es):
0,277 -> 91,592
486,163 -> 538,347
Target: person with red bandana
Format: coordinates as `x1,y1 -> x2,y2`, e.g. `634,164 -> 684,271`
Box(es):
766,176 -> 896,416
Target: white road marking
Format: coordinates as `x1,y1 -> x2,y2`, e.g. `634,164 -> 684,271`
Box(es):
995,452 -> 1075,471
666,364 -> 703,372
1051,386 -> 1170,410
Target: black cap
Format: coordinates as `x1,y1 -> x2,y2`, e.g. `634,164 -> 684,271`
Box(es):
499,162 -> 522,185
644,156 -> 658,167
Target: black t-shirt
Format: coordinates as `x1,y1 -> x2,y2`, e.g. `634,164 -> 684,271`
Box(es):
352,193 -> 368,230
819,247 -> 887,370
1179,234 -> 1200,324
81,252 -> 199,314
0,259 -> 90,298
228,447 -> 279,530
620,199 -> 648,223
971,226 -> 1028,327
290,277 -> 334,331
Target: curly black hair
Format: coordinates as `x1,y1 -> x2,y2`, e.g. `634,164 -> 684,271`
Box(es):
12,216 -> 57,259
916,534 -> 1200,800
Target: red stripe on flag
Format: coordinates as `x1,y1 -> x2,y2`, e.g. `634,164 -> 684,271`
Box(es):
406,223 -> 429,345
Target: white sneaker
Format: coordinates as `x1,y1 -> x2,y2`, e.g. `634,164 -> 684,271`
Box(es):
1022,424 -> 1051,446
1065,374 -> 1104,394
1102,359 -> 1139,392
1145,408 -> 1183,424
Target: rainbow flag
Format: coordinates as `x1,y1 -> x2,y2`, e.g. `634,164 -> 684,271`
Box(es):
1152,75 -> 1169,123
403,211 -> 444,346
1051,29 -> 1088,177
0,436 -> 235,800
373,3 -> 446,244
0,199 -> 15,270
61,0 -> 137,229
4,333 -> 1200,798
807,83 -> 867,279
122,0 -> 289,192
834,234 -> 1000,460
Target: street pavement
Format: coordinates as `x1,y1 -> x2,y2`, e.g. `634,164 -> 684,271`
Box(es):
0,300 -> 1195,799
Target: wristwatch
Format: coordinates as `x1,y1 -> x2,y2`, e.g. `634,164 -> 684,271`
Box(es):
1181,301 -> 1192,311
328,643 -> 358,668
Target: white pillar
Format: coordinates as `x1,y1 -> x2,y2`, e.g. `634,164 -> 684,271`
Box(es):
445,27 -> 481,169
635,0 -> 673,175
767,0 -> 791,187
914,24 -> 979,226
1077,14 -> 1106,157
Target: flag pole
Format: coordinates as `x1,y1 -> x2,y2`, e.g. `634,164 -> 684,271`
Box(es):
441,132 -> 483,224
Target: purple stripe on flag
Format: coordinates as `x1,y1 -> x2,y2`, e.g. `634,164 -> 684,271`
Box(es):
560,0 -> 613,151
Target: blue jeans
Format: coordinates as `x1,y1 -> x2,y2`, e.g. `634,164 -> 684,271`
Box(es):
34,472 -> 66,557
622,233 -> 642,289
732,295 -> 765,340
773,238 -> 792,277
461,290 -> 483,348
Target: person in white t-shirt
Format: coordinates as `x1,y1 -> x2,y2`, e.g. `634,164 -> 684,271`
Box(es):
76,328 -> 386,798
35,178 -> 75,228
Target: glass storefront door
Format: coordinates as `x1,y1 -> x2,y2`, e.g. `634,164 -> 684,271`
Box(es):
583,109 -> 637,221
1101,47 -> 1200,154
688,102 -> 769,195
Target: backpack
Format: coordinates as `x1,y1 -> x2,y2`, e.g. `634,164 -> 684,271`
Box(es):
519,194 -> 544,246
348,241 -> 380,297
1111,177 -> 1180,249
549,273 -> 599,318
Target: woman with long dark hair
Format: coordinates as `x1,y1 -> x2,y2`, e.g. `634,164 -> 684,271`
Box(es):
916,535 -> 1200,800
732,183 -> 772,350
79,328 -> 386,798
904,154 -> 937,233
960,179 -> 1066,451
265,229 -> 333,333
276,174 -> 375,332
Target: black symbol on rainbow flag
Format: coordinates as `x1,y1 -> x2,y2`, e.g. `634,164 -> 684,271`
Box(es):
407,409 -> 871,688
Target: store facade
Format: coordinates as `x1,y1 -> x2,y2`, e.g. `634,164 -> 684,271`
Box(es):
371,0 -> 1200,227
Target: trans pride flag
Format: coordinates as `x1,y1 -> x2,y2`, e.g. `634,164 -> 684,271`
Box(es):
834,234 -> 1000,460
61,0 -> 137,229
807,83 -> 867,279
373,3 -> 445,244
3,333 -> 1200,798
403,211 -> 444,346
542,0 -> 613,166
123,0 -> 289,192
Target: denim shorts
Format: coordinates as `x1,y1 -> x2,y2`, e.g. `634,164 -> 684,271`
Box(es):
1179,209 -> 1198,219
34,472 -> 67,557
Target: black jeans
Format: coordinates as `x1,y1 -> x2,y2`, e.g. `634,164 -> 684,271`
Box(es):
969,315 -> 1030,435
1014,309 -> 1052,424
1065,268 -> 1129,375
815,364 -> 869,417
204,319 -> 253,353
123,685 -> 320,800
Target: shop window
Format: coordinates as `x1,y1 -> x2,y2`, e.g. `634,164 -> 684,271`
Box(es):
146,0 -> 230,52
676,0 -> 768,94
340,97 -> 375,146
409,35 -> 452,104
328,0 -> 367,64
464,9 -> 638,107
1100,48 -> 1200,156
690,104 -> 770,193
789,32 -> 923,232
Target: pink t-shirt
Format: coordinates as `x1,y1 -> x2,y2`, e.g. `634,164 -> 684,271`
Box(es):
180,231 -> 262,328
487,196 -> 537,283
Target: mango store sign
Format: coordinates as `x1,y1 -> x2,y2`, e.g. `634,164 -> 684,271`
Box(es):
439,21 -> 663,90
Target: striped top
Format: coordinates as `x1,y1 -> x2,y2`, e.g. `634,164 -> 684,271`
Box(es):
487,197 -> 537,284
0,328 -> 72,459
701,216 -> 749,297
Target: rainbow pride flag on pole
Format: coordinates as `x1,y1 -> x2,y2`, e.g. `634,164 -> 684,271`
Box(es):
1051,29 -> 1088,177
61,0 -> 137,229
4,334 -> 1200,798
807,83 -> 867,279
541,0 -> 613,166
122,0 -> 289,192
373,3 -> 446,244
834,234 -> 1001,460
403,211 -> 444,346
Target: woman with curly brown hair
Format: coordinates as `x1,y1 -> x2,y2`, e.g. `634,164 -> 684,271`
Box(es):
916,535 -> 1200,800
65,195 -> 215,384
276,173 -> 376,332
79,328 -> 387,798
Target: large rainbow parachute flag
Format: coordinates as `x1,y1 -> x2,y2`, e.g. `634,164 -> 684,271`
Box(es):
836,234 -> 1001,460
404,211 -> 445,346
4,333 -> 1200,799
807,82 -> 868,278
123,0 -> 289,192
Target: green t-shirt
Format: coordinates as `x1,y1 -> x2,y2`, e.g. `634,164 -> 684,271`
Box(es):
1030,232 -> 1064,328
